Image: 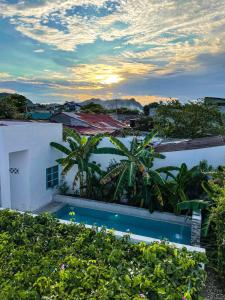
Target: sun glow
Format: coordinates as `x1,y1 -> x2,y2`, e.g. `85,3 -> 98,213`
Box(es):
98,74 -> 123,85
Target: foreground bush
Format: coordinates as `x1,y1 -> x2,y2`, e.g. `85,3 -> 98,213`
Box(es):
204,178 -> 225,280
0,210 -> 206,299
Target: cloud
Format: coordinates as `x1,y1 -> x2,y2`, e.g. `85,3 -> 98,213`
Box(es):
34,49 -> 45,53
0,87 -> 16,94
1,0 -> 225,102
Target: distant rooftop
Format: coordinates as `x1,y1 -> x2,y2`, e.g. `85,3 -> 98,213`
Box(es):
155,135 -> 225,152
0,120 -> 55,127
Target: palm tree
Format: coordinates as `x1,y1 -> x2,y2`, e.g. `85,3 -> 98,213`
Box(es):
50,128 -> 103,197
94,130 -> 169,211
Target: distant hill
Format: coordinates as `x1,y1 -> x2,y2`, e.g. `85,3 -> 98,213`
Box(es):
0,92 -> 33,106
80,98 -> 143,111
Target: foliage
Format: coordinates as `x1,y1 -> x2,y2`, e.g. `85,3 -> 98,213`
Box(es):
201,169 -> 225,280
50,128 -> 103,197
153,100 -> 225,138
143,102 -> 159,116
95,131 -> 172,212
110,107 -> 140,115
0,210 -> 206,299
80,102 -> 106,113
0,98 -> 17,119
209,184 -> 225,279
177,199 -> 209,213
58,181 -> 69,195
133,116 -> 154,131
161,162 -> 210,213
0,93 -> 28,119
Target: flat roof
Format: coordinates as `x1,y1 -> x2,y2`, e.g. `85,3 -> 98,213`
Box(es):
155,135 -> 225,152
0,120 -> 59,127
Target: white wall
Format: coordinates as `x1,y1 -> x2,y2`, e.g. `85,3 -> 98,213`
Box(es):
9,150 -> 29,211
0,123 -> 63,211
154,145 -> 225,169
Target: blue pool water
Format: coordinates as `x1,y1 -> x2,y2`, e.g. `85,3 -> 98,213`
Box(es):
54,204 -> 191,245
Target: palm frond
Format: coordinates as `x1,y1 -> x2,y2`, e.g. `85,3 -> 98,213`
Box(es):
109,136 -> 131,157
148,169 -> 165,186
141,129 -> 157,148
100,162 -> 126,184
113,165 -> 128,200
177,199 -> 209,212
50,142 -> 71,155
127,162 -> 136,187
93,147 -> 125,156
64,128 -> 81,144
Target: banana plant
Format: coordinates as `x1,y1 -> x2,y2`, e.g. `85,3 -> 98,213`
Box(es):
161,162 -> 208,212
50,128 -> 103,197
94,130 -> 169,211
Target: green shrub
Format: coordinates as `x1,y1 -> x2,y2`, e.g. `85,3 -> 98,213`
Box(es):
0,210 -> 206,299
206,182 -> 225,279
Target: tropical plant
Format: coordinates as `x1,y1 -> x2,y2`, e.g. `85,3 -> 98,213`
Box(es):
94,130 -> 171,211
161,162 -> 210,212
177,199 -> 209,213
50,128 -> 103,197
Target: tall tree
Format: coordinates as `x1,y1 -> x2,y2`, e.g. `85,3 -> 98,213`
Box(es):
0,98 -> 17,119
154,100 -> 225,138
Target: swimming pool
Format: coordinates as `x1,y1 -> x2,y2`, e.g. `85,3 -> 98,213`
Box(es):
54,204 -> 191,245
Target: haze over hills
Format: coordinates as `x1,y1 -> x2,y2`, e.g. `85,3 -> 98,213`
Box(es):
80,98 -> 143,111
0,92 -> 144,111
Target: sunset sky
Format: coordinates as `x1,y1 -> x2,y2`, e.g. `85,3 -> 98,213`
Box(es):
0,0 -> 225,104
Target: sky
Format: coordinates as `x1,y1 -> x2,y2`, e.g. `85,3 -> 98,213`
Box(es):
0,0 -> 225,105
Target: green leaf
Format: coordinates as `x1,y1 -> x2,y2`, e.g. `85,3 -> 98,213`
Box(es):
50,142 -> 71,155
177,200 -> 209,212
93,147 -> 125,156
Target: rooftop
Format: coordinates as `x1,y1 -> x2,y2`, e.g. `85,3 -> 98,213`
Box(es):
0,120 -> 57,127
155,135 -> 225,152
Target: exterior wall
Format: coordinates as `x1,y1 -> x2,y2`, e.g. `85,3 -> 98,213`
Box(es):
9,150 -> 29,211
0,123 -> 63,211
154,145 -> 225,169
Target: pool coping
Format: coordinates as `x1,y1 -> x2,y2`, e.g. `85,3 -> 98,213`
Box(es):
53,195 -> 192,226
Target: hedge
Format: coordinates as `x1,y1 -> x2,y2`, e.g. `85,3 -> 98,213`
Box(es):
209,184 -> 225,279
0,210 -> 206,299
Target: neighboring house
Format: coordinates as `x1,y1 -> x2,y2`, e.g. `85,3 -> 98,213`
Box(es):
0,121 -> 62,211
27,111 -> 53,120
51,112 -> 126,134
64,101 -> 81,112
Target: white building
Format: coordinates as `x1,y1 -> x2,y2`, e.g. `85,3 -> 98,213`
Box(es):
0,121 -> 62,211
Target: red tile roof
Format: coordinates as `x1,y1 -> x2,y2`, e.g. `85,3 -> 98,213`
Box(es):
75,113 -> 125,129
68,126 -> 115,135
63,112 -> 126,135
